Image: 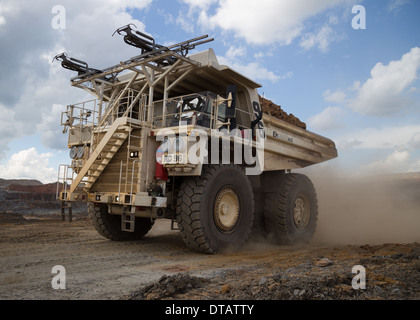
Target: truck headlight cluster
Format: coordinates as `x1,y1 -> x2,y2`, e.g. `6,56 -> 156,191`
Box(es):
129,151 -> 139,158
69,146 -> 85,160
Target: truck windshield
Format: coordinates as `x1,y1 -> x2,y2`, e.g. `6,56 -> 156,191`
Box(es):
171,95 -> 208,126
178,96 -> 206,115
166,93 -> 227,128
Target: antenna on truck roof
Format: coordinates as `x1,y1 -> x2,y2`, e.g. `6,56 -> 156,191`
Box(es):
53,25 -> 214,84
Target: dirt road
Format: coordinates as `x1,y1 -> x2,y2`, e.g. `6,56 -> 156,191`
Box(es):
0,216 -> 419,300
1,173 -> 419,300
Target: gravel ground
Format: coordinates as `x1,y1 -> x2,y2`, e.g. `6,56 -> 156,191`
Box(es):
0,214 -> 418,301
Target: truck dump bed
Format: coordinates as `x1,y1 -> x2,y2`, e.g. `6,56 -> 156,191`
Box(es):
262,113 -> 338,171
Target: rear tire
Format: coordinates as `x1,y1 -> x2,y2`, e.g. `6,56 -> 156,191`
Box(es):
176,165 -> 254,254
264,173 -> 318,245
88,203 -> 154,241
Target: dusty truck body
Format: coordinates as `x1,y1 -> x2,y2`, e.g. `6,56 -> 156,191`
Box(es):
56,28 -> 337,253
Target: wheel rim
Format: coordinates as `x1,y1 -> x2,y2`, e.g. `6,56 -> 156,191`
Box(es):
214,187 -> 240,233
293,194 -> 310,230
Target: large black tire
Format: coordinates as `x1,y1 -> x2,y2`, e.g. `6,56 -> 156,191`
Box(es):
264,173 -> 318,245
176,164 -> 255,254
249,187 -> 266,241
88,203 -> 154,241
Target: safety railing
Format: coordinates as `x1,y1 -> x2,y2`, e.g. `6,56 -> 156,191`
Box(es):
56,164 -> 74,200
118,160 -> 151,202
152,93 -> 255,131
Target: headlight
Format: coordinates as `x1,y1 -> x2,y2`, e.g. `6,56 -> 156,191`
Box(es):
174,137 -> 186,152
76,146 -> 85,159
69,147 -> 77,159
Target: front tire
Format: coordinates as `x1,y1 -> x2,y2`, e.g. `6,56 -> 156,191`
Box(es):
176,165 -> 254,254
88,203 -> 154,241
264,173 -> 318,245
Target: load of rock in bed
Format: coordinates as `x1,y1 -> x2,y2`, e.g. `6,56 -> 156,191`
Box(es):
259,96 -> 306,130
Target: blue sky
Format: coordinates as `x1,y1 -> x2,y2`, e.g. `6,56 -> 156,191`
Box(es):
0,0 -> 419,183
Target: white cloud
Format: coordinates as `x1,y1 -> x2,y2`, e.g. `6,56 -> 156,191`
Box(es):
0,104 -> 17,158
323,89 -> 347,104
408,159 -> 420,172
387,0 -> 411,12
337,125 -> 420,150
36,104 -> 68,150
193,0 -> 355,45
300,25 -> 333,52
176,14 -> 195,33
0,148 -> 56,183
254,51 -> 273,60
338,139 -> 363,151
218,55 -> 280,83
181,0 -> 217,9
225,46 -> 246,60
300,16 -> 340,52
0,0 -> 153,160
361,150 -> 411,174
0,2 -> 18,27
217,45 -> 293,83
307,106 -> 345,131
409,132 -> 420,149
350,47 -> 420,116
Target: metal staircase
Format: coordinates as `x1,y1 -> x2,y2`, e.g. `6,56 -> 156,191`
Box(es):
118,121 -> 146,197
69,117 -> 134,193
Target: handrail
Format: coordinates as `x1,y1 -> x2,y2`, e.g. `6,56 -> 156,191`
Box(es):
56,164 -> 73,200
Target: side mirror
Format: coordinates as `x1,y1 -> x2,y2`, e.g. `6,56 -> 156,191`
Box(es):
227,92 -> 233,108
225,85 -> 237,119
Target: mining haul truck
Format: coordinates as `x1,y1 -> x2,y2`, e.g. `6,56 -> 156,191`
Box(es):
55,25 -> 338,254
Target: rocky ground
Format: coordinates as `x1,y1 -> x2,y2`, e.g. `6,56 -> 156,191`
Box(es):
128,243 -> 420,301
0,174 -> 419,301
0,213 -> 419,301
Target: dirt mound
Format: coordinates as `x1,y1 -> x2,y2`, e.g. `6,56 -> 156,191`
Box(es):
129,274 -> 208,300
0,211 -> 27,224
5,182 -> 61,201
0,179 -> 42,188
259,96 -> 306,130
7,183 -> 59,194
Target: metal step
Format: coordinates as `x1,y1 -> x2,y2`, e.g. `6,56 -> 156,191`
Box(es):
61,201 -> 73,222
128,134 -> 143,139
93,156 -> 113,163
128,145 -> 143,151
121,207 -> 135,232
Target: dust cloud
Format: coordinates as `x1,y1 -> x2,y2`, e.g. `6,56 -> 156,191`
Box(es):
304,169 -> 420,245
